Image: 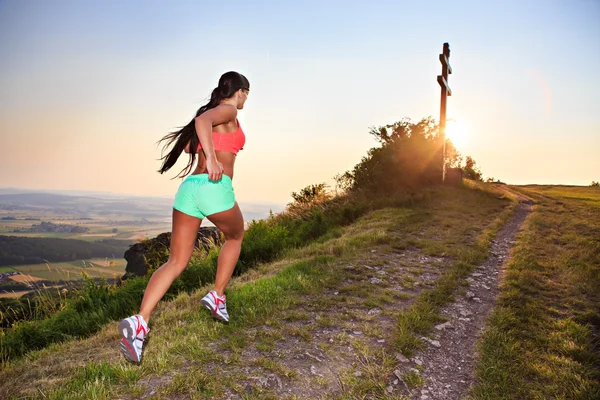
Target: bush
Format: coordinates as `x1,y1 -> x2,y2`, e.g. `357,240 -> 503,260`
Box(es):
337,118 -> 445,194
337,117 -> 484,192
238,221 -> 289,273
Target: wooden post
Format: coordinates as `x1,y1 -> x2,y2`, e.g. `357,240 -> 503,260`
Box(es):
437,42 -> 452,182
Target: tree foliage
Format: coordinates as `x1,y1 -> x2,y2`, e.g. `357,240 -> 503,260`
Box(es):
335,117 -> 471,194
290,183 -> 331,205
463,156 -> 483,181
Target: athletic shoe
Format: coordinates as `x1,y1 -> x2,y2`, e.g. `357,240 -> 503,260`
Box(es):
119,314 -> 149,364
201,290 -> 229,322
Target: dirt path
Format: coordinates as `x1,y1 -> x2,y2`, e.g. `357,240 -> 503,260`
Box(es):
221,249 -> 449,399
399,199 -> 532,400
137,246 -> 451,399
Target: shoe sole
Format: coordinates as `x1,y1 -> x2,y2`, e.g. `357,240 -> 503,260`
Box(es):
201,298 -> 229,323
119,318 -> 140,364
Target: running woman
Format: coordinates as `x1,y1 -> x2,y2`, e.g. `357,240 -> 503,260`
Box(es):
119,71 -> 249,364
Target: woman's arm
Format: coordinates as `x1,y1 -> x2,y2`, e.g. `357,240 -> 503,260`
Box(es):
195,104 -> 237,181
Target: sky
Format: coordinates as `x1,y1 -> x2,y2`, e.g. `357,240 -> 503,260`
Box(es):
0,0 -> 598,204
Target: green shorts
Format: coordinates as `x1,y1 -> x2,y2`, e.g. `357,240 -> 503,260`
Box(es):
173,174 -> 236,219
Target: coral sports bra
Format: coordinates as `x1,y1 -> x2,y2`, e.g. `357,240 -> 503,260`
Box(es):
198,119 -> 246,155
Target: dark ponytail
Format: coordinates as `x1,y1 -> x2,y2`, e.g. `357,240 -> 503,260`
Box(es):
157,71 -> 250,178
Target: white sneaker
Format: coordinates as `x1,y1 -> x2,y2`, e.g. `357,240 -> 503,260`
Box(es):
201,290 -> 229,322
119,314 -> 149,364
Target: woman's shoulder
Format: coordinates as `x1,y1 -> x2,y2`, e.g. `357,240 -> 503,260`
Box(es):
196,104 -> 237,123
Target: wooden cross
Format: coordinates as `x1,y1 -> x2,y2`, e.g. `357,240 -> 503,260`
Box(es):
437,42 -> 452,182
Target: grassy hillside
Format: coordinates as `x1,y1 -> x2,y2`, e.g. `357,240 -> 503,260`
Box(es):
0,183 -> 518,399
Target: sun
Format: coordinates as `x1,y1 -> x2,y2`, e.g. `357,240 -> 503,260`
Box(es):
445,120 -> 469,148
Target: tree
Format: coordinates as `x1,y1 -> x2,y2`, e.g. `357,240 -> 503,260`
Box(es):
339,117 -> 452,193
590,181 -> 599,187
290,183 -> 331,205
462,156 -> 483,181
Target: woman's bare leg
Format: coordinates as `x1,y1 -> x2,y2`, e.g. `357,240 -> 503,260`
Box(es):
206,203 -> 245,296
138,209 -> 201,322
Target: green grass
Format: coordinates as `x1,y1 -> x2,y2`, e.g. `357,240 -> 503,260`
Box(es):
252,356 -> 297,379
403,369 -> 424,388
470,185 -> 600,400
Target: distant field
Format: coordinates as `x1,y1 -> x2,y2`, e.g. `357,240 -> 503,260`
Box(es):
4,259 -> 127,282
520,185 -> 600,204
8,274 -> 43,283
125,229 -> 171,241
0,221 -> 33,231
0,290 -> 32,299
0,192 -> 171,299
0,218 -> 171,243
0,205 -> 170,238
86,258 -> 125,268
0,232 -> 77,239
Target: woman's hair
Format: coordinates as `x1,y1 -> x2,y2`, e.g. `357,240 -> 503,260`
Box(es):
157,71 -> 250,178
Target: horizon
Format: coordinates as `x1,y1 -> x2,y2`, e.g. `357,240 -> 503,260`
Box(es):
1,1 -> 599,203
3,179 -> 597,199
0,186 -> 287,210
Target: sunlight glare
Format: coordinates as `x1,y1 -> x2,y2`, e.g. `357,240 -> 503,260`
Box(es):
445,120 -> 469,148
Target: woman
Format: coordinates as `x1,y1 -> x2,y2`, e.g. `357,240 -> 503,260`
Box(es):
119,71 -> 250,364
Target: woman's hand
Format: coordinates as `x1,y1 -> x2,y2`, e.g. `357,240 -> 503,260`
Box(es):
206,156 -> 224,181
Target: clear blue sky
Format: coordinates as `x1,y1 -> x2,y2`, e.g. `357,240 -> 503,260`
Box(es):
1,0 -> 598,203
